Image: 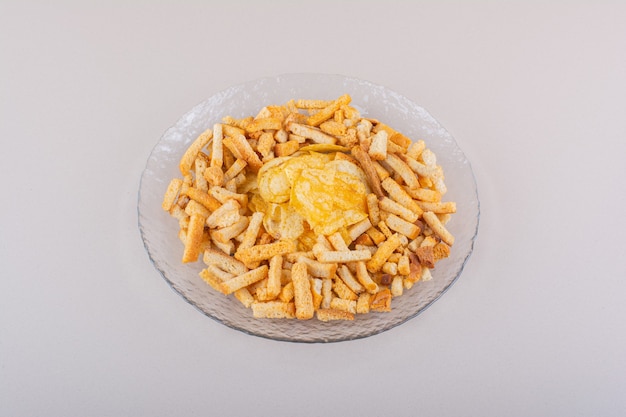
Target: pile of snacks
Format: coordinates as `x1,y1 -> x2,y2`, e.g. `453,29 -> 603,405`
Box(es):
162,94 -> 456,321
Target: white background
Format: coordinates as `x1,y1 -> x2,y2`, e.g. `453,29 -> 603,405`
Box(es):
2,1 -> 625,416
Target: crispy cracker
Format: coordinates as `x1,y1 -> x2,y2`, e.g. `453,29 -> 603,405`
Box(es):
292,262 -> 314,320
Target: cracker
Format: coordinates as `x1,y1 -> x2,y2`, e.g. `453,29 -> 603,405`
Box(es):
384,213 -> 421,240
182,214 -> 206,263
235,239 -> 297,264
316,308 -> 354,321
378,196 -> 419,223
202,249 -> 248,275
369,288 -> 392,312
292,262 -> 314,320
286,122 -> 337,145
347,218 -> 373,243
415,201 -> 457,214
422,211 -> 455,246
351,145 -> 383,197
223,134 -> 263,172
206,199 -> 241,228
320,120 -> 347,137
316,250 -> 372,264
385,153 -> 420,190
295,99 -> 332,109
366,233 -> 402,273
181,186 -> 222,212
220,265 -> 269,295
330,298 -> 357,314
355,261 -> 379,294
381,177 -> 423,216
245,117 -> 282,133
251,301 -> 296,319
307,94 -> 351,126
274,139 -> 300,156
212,216 -> 249,244
296,254 -> 337,279
199,268 -> 224,293
266,255 -> 283,300
405,187 -> 441,203
234,288 -> 255,308
337,265 -> 365,294
356,293 -> 371,314
368,130 -> 388,161
179,128 -> 213,176
162,178 -> 183,211
211,123 -> 224,168
332,276 -> 358,301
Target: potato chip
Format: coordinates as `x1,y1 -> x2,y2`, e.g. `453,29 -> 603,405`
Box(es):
290,165 -> 367,236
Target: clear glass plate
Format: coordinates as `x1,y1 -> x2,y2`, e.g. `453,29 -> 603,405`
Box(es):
138,73 -> 479,343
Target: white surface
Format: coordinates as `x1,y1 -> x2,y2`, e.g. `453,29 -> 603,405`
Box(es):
1,2 -> 625,416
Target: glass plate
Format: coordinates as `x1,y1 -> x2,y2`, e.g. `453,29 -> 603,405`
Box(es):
138,73 -> 479,343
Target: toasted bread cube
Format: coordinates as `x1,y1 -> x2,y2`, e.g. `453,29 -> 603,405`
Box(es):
378,196 -> 419,223
368,130 -> 388,161
203,248 -> 247,275
422,211 -> 455,246
307,94 -> 351,127
182,214 -> 206,263
245,117 -> 282,133
330,297 -> 357,314
251,301 -> 296,319
356,293 -> 371,314
355,261 -> 379,294
295,99 -> 332,109
181,185 -> 221,212
212,216 -> 249,244
433,242 -> 451,261
347,218 -> 373,243
381,177 -> 423,216
292,262 -> 314,320
390,276 -> 403,297
382,262 -> 398,275
223,134 -> 263,172
206,199 -> 241,228
266,255 -> 283,299
220,265 -> 269,295
336,265 -> 365,294
162,178 -> 183,211
223,158 -> 248,183
296,255 -> 337,279
366,233 -> 402,273
279,281 -> 295,303
416,245 -> 436,268
320,120 -> 347,137
316,308 -> 354,321
315,250 -> 372,264
384,213 -> 421,240
179,128 -> 212,176
199,268 -> 223,292
211,123 -> 224,168
234,288 -> 255,308
332,276 -> 358,301
235,239 -> 296,264
274,139 -> 300,157
287,122 -> 336,145
369,288 -> 392,312
310,278 -> 323,310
